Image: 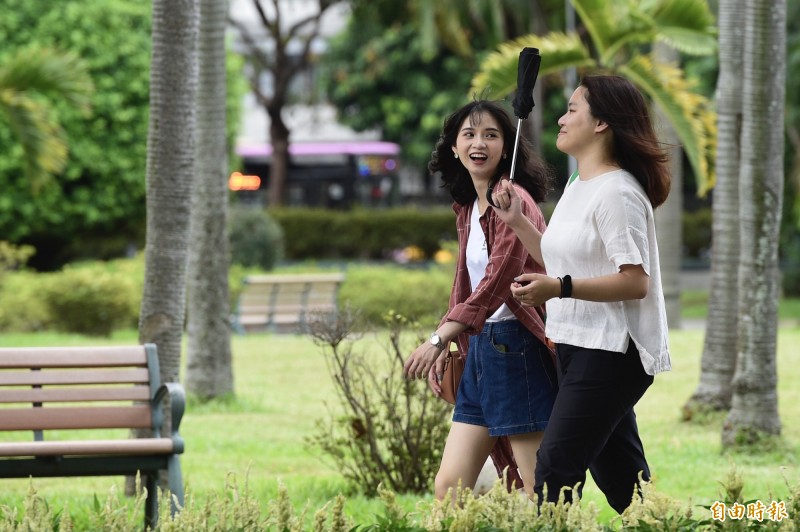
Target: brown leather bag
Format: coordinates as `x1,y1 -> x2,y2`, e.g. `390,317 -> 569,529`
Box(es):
440,350 -> 465,405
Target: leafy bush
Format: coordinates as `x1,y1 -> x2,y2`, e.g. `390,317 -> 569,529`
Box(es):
683,208 -> 713,260
40,265 -> 139,336
306,309 -> 452,496
0,271 -> 51,332
228,207 -> 284,270
781,234 -> 800,297
270,207 -> 456,260
0,0 -> 246,271
338,263 -> 451,329
0,241 -> 36,273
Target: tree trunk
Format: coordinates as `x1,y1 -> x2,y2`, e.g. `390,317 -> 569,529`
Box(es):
185,0 -> 233,399
267,103 -> 290,206
653,43 -> 682,330
683,0 -> 744,418
132,0 -> 199,497
722,0 -> 785,446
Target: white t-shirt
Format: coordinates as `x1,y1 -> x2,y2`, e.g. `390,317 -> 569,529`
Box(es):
541,169 -> 671,375
467,199 -> 514,322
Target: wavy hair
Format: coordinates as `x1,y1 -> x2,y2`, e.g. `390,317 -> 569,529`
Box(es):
429,100 -> 553,205
580,75 -> 671,208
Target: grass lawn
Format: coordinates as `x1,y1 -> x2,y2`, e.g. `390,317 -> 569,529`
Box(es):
1,321 -> 799,527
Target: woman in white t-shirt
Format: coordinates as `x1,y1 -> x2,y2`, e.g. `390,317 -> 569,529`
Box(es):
490,74 -> 672,513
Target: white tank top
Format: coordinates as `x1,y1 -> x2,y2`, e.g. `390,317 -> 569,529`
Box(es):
467,199 -> 515,322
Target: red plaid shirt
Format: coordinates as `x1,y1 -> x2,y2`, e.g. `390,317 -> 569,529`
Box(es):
441,183 -> 550,356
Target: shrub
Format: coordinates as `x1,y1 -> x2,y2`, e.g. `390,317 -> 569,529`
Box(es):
0,271 -> 52,332
306,309 -> 452,496
270,207 -> 456,261
683,208 -> 713,260
40,265 -> 138,336
338,263 -> 451,329
228,207 -> 284,270
0,241 -> 36,273
782,234 -> 800,297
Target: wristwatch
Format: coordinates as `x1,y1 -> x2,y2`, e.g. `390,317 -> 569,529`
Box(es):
429,332 -> 446,350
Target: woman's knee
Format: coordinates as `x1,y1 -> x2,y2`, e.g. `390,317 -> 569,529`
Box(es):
434,469 -> 471,500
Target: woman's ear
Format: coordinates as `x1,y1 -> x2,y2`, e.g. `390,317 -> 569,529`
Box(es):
595,120 -> 609,133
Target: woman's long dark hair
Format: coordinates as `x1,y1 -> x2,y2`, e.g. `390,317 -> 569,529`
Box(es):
580,75 -> 671,208
429,100 -> 553,205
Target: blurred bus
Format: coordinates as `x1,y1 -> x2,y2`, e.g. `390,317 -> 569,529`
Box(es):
232,140 -> 401,208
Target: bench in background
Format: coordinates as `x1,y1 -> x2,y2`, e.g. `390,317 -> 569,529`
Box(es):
233,272 -> 345,333
0,344 -> 185,528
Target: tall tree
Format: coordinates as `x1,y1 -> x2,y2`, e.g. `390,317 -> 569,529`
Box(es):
229,0 -> 344,207
653,43 -> 684,329
134,0 -> 199,499
722,0 -> 785,446
472,0 -> 718,326
140,0 -> 199,385
683,0 -> 744,417
0,47 -> 92,191
323,1 -> 563,179
185,0 -> 234,400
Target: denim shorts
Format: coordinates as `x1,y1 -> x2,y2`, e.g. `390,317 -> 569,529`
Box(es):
453,319 -> 558,437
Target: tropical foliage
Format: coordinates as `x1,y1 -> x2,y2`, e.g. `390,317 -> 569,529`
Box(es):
471,0 -> 718,194
0,0 -> 245,271
0,47 -> 92,192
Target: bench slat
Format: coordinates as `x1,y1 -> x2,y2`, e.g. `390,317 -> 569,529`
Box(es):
0,368 -> 150,387
0,438 -> 174,457
245,273 -> 345,284
0,405 -> 153,431
0,346 -> 147,368
235,272 -> 344,333
0,386 -> 150,404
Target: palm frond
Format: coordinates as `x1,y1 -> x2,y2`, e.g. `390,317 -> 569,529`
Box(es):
648,0 -> 717,55
620,55 -> 717,194
0,90 -> 68,191
571,0 -> 654,60
0,47 -> 93,112
656,28 -> 717,56
471,33 -> 594,98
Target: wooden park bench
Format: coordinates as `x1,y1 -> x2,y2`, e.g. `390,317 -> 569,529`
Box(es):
0,344 -> 185,528
232,271 -> 345,333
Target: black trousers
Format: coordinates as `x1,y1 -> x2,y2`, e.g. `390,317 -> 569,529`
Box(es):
533,339 -> 654,513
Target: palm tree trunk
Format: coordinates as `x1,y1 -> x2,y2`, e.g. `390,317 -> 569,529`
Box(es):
653,43 -> 682,330
140,0 -> 199,388
683,0 -> 744,418
722,0 -> 785,445
185,0 -> 234,399
132,0 -> 199,496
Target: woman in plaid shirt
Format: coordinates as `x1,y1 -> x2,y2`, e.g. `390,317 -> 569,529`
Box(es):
403,99 -> 558,502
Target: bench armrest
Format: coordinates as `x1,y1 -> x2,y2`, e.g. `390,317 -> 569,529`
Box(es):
151,383 -> 186,449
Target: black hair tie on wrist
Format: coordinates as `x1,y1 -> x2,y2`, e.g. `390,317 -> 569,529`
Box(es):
560,275 -> 572,299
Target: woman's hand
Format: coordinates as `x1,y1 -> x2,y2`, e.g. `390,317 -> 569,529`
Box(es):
403,342 -> 445,382
511,273 -> 561,306
427,357 -> 446,396
490,179 -> 525,229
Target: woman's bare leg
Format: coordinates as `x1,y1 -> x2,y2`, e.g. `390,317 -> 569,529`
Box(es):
435,422 -> 496,501
508,431 -> 545,500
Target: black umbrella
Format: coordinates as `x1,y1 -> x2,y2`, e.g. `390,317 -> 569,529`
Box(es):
487,47 -> 541,206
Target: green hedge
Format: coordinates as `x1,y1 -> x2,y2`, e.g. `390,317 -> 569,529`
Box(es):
269,207 -> 456,260
338,263 -> 452,329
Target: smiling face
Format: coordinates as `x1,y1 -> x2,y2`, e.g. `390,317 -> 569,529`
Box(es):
452,111 -> 505,183
556,86 -> 601,157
